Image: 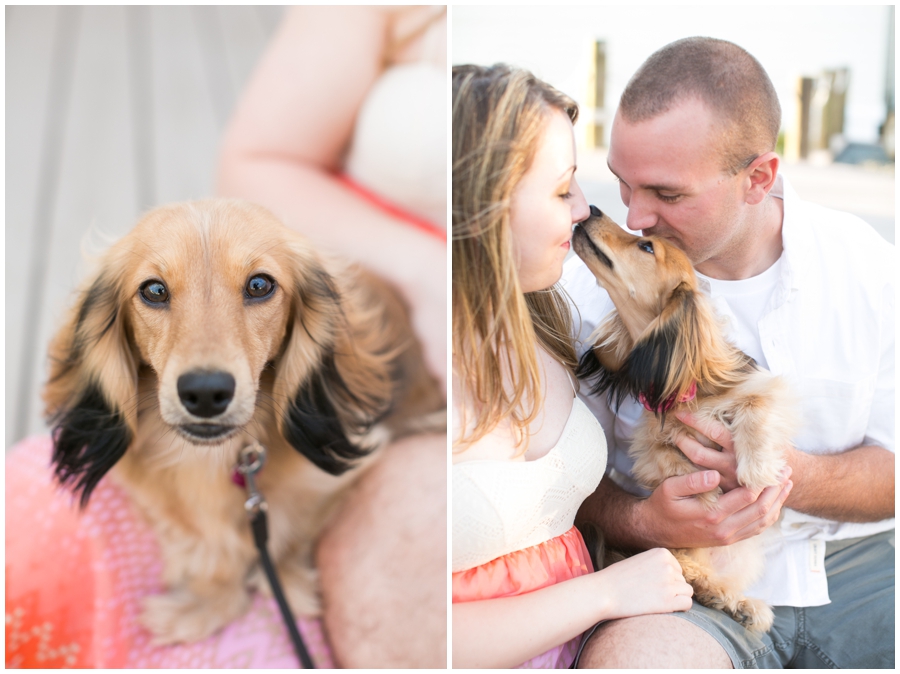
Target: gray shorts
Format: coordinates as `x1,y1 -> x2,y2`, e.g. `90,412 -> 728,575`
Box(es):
574,530 -> 895,669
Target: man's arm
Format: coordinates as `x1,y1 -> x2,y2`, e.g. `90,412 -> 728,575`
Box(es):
784,444 -> 894,521
576,469 -> 792,551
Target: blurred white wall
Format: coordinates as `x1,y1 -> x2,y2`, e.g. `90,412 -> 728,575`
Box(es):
453,5 -> 892,145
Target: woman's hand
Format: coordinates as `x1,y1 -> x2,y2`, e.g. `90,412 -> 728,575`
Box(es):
593,548 -> 693,620
452,547 -> 692,669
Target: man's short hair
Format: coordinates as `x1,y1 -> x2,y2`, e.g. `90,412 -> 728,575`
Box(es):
619,37 -> 782,174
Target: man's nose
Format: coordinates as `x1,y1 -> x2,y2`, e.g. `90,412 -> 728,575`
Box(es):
624,191 -> 657,232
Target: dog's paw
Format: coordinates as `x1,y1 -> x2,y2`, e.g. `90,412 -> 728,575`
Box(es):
140,587 -> 251,645
736,448 -> 787,493
733,597 -> 774,634
696,486 -> 723,510
738,464 -> 786,494
248,561 -> 322,617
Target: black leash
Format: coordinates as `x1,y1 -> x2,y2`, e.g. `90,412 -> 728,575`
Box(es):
236,444 -> 315,669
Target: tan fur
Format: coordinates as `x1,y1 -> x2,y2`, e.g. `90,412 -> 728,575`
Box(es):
43,200 -> 443,644
573,211 -> 795,633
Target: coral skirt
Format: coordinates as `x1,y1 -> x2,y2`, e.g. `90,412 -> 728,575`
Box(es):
5,436 -> 333,668
452,526 -> 594,668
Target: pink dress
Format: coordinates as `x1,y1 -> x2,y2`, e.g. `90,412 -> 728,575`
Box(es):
5,436 -> 334,668
452,397 -> 607,668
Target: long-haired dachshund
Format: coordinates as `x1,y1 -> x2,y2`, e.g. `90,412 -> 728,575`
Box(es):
572,207 -> 794,633
43,200 -> 444,644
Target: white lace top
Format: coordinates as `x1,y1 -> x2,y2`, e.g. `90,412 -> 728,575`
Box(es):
344,62 -> 446,230
452,397 -> 607,573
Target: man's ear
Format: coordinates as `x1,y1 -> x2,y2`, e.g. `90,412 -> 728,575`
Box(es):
744,151 -> 779,205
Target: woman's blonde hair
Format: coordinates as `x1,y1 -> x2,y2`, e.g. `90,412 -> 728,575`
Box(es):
453,64 -> 579,451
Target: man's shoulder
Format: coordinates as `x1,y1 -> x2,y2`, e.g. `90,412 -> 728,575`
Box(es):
790,192 -> 891,251
788,196 -> 894,285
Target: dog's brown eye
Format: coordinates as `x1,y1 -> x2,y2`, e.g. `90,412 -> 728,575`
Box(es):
140,280 -> 169,304
246,274 -> 275,299
638,240 -> 654,254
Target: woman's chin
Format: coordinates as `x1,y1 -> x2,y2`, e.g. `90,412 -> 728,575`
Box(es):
520,266 -> 564,293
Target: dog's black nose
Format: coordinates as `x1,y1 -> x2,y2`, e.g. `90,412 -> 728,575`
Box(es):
177,370 -> 235,418
590,205 -> 603,218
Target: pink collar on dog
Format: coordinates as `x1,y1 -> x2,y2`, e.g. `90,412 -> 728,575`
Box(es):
639,381 -> 697,414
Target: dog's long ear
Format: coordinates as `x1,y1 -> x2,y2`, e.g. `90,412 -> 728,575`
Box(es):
576,311 -> 634,408
43,261 -> 138,507
582,283 -> 750,415
625,281 -> 747,413
622,282 -> 701,413
274,247 -> 396,476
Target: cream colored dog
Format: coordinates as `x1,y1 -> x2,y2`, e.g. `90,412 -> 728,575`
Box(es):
44,200 -> 443,643
573,208 -> 794,633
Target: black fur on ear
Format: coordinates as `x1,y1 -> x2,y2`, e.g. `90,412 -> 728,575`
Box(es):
275,254 -> 397,476
48,276 -> 120,385
619,304 -> 687,414
578,283 -> 700,417
577,346 -> 632,412
51,382 -> 132,507
44,266 -> 138,508
282,351 -> 389,475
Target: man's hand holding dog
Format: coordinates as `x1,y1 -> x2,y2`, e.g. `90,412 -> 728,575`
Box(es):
671,410 -> 893,524
581,459 -> 792,554
640,465 -> 792,549
673,411 -> 746,492
636,411 -> 793,548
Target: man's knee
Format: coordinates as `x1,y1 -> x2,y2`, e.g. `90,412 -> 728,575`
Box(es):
577,614 -> 733,669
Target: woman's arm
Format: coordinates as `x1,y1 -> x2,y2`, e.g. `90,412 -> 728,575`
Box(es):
453,548 -> 693,668
217,6 -> 446,389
